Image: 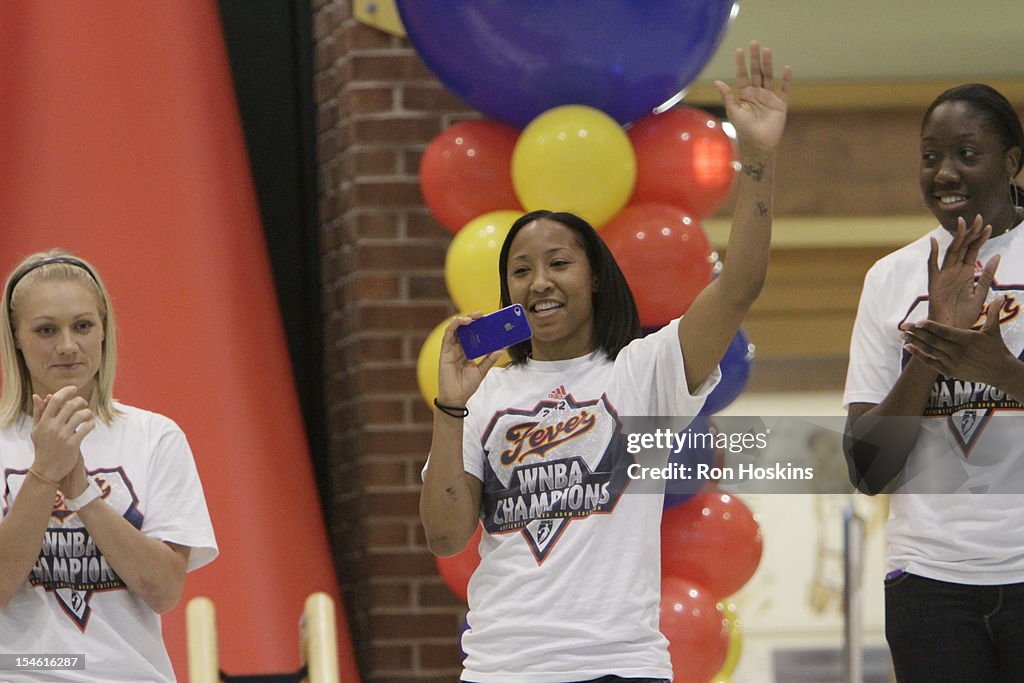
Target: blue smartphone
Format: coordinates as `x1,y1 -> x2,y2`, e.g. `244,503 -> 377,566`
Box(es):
457,304 -> 532,359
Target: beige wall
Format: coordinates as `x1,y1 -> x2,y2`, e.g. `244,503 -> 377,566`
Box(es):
694,0 -> 1024,84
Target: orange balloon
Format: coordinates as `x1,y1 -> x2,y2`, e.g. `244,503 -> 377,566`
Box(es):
420,120 -> 524,233
660,577 -> 729,683
435,524 -> 483,603
629,107 -> 736,218
601,204 -> 713,327
661,488 -> 763,599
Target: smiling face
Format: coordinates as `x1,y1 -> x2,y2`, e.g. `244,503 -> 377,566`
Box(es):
13,279 -> 105,402
505,218 -> 596,361
920,100 -> 1021,235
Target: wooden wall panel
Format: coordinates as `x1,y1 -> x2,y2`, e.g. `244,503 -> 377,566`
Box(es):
740,245 -> 894,390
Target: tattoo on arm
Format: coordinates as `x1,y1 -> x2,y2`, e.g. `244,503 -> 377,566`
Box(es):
741,161 -> 765,181
756,201 -> 769,218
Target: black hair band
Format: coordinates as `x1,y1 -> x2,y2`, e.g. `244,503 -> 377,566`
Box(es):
5,256 -> 99,303
433,397 -> 469,418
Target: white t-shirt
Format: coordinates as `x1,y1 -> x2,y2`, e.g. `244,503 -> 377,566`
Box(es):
0,403 -> 218,682
454,320 -> 718,682
844,221 -> 1024,584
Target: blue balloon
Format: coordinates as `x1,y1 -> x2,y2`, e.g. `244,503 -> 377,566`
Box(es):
458,617 -> 470,661
396,0 -> 737,128
700,329 -> 754,415
663,416 -> 715,509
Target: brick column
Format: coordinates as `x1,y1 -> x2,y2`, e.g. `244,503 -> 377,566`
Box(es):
313,1 -> 476,679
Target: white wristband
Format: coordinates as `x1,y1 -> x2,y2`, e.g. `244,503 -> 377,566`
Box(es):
65,478 -> 102,511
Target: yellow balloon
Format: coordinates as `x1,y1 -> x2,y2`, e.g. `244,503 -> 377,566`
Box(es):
416,316 -> 513,409
512,105 -> 636,227
416,317 -> 452,409
445,210 -> 522,314
715,601 -> 744,678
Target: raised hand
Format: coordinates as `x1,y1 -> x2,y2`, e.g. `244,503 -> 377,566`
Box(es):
30,386 -> 95,484
927,215 -> 998,327
436,314 -> 504,408
714,40 -> 791,152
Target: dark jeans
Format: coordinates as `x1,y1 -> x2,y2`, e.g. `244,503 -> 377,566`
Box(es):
467,678 -> 667,683
885,572 -> 1024,683
466,677 -> 667,683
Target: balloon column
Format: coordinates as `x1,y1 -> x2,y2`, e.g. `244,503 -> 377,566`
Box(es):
400,3 -> 763,681
661,488 -> 760,682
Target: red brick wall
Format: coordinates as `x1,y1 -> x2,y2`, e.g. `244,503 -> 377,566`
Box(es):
313,1 -> 472,679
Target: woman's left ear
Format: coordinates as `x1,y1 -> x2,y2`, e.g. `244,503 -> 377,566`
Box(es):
1007,147 -> 1022,178
592,276 -> 599,292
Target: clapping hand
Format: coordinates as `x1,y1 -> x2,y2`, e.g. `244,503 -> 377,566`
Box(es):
927,215 -> 999,327
30,386 -> 94,487
902,295 -> 1014,385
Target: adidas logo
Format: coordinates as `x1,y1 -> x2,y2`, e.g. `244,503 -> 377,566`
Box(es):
548,385 -> 567,400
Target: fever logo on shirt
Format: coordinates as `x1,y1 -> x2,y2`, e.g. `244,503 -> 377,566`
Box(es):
478,393 -> 632,562
2,466 -> 143,631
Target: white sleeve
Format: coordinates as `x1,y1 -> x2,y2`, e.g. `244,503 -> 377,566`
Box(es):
461,392 -> 486,481
843,264 -> 902,408
612,318 -> 720,416
142,423 -> 218,571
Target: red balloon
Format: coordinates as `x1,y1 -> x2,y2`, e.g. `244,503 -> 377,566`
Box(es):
661,488 -> 763,599
660,577 -> 729,683
601,204 -> 713,327
628,108 -> 736,218
420,120 -> 524,233
435,524 -> 483,602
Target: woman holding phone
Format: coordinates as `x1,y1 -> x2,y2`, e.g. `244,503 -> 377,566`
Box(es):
421,42 -> 791,682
